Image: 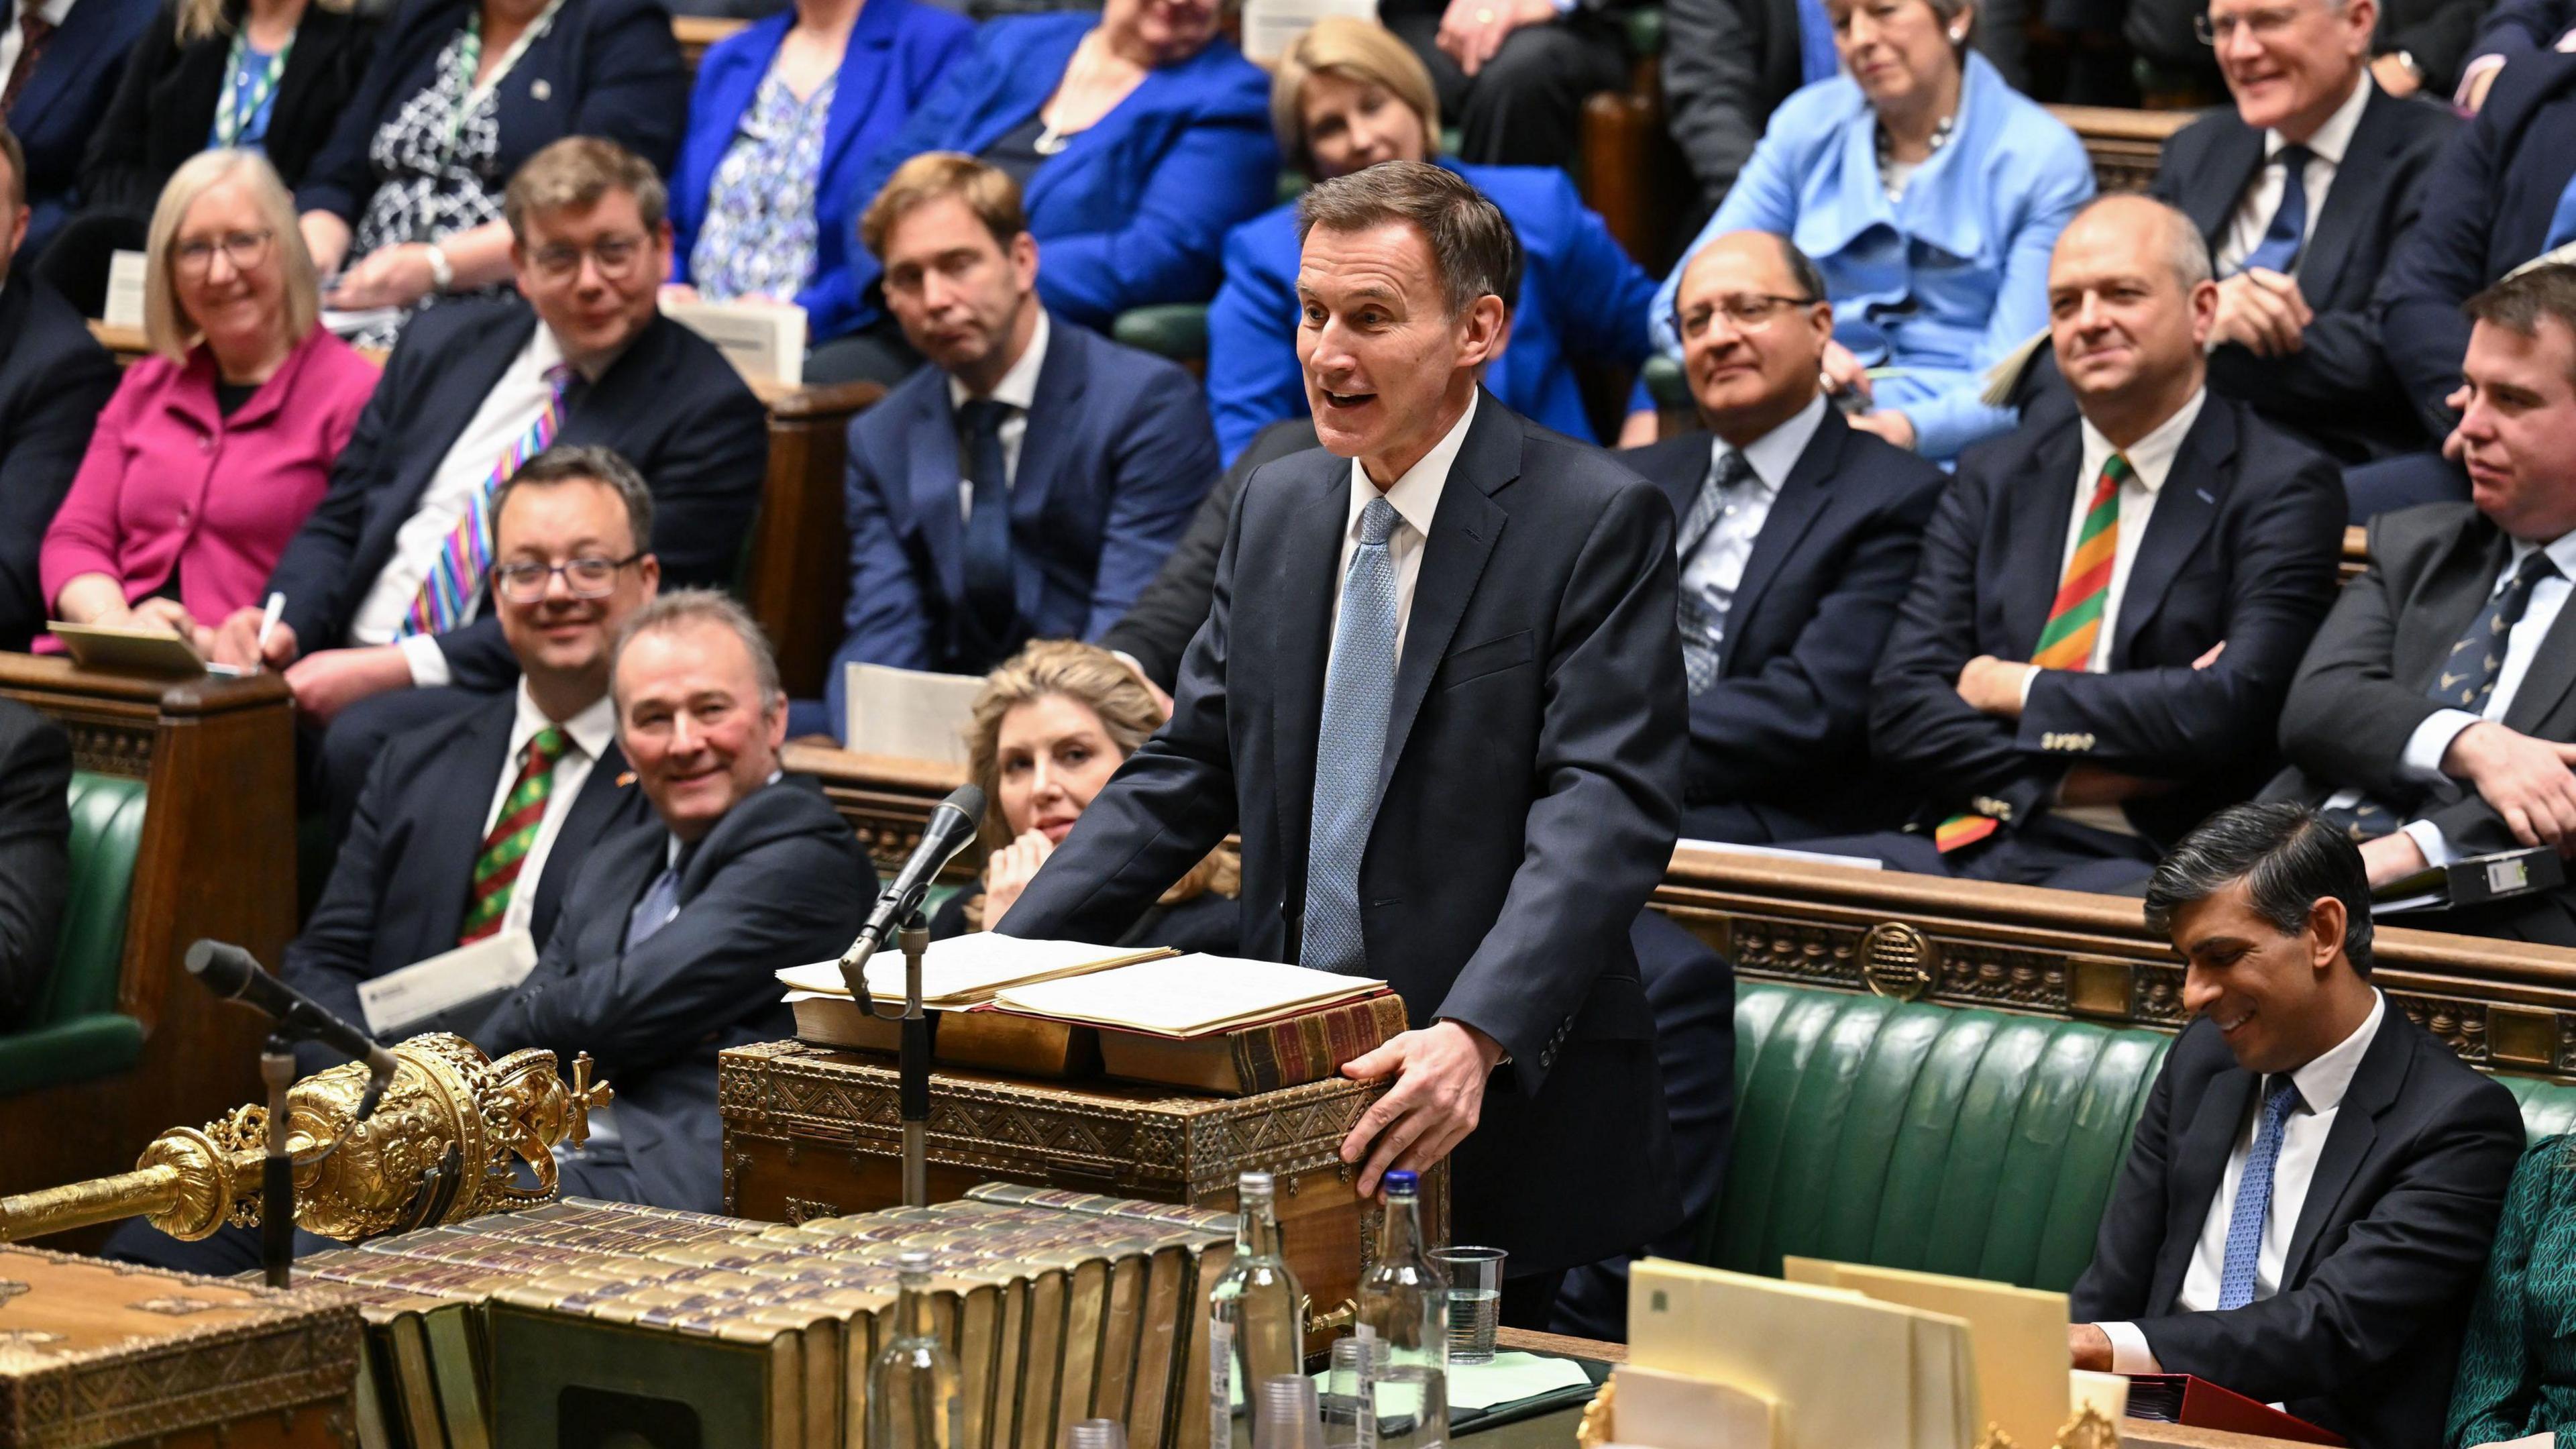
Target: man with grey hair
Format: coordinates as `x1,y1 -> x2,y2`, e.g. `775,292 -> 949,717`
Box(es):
466,588 -> 873,1210
1844,193 -> 2347,888
1000,160 -> 1689,1324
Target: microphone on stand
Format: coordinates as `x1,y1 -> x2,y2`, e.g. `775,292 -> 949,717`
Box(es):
186,939 -> 398,1122
837,784 -> 986,986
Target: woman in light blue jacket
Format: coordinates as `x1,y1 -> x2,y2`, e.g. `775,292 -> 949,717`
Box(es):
1650,0 -> 2093,460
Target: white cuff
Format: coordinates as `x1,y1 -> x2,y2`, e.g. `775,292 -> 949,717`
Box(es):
2399,817 -> 2461,869
2097,1322 -> 2162,1375
2401,708 -> 2481,784
2457,52 -> 2508,104
2019,664 -> 2039,710
397,633 -> 452,689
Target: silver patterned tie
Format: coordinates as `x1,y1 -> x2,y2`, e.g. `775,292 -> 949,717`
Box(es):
1675,449 -> 1752,696
1300,496 -> 1401,975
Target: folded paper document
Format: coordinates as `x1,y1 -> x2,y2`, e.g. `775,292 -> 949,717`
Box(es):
1783,1258 -> 2068,1449
991,955 -> 1389,1037
360,929 -> 540,1036
1608,1364 -> 1778,1449
777,935 -> 1173,1008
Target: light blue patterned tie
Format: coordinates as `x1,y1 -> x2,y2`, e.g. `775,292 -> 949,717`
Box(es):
1675,449 -> 1752,696
2216,1075 -> 2302,1311
1301,496 -> 1401,976
624,843 -> 693,951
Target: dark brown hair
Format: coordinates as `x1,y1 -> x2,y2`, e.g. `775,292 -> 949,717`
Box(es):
504,137 -> 668,242
1295,160 -> 1521,317
2465,264 -> 2576,367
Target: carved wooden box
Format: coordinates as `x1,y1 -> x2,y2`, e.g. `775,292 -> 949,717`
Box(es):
718,1040 -> 1448,1336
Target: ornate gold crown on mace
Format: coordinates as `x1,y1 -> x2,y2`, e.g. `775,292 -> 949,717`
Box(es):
0,1034 -> 610,1244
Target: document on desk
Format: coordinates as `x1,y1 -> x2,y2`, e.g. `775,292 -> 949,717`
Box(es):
358,930 -> 539,1036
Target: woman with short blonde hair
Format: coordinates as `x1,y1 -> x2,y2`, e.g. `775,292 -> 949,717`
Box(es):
142,148 -> 320,358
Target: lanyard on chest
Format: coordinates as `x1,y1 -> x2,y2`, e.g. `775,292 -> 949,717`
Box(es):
215,28 -> 294,147
439,0 -> 568,158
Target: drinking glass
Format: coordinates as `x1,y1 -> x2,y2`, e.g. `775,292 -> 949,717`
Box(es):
1430,1247 -> 1507,1364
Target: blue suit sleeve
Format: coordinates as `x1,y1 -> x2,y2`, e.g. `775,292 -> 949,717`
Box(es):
2375,103 -> 2498,439
794,19 -> 973,339
1537,172 -> 1660,370
828,421 -> 937,736
1203,220 -> 1305,465
1034,113 -> 1281,328
1083,370 -> 1220,639
1652,122 -> 1804,354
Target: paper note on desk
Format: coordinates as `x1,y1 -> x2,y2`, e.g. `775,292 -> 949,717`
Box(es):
991,955 -> 1388,1036
358,929 -> 538,1035
777,935 -> 1175,1008
1782,1258 -> 2068,1449
841,662 -> 984,765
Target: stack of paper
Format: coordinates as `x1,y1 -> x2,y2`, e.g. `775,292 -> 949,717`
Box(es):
776,935 -> 1175,1008
840,662 -> 985,765
1784,1259 -> 2069,1449
991,956 -> 1389,1038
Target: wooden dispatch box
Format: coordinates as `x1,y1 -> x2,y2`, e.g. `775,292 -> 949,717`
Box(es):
718,1040 -> 1448,1336
0,1244 -> 360,1448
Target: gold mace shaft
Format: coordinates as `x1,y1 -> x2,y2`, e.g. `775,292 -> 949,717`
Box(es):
0,1129 -> 296,1243
0,1166 -> 186,1240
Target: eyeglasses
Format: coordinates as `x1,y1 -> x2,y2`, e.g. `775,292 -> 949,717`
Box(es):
172,229 -> 274,277
2194,5 -> 2314,44
527,232 -> 650,281
1675,293 -> 1820,338
490,553 -> 645,602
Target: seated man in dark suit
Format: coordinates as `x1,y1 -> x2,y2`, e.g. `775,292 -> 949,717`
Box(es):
824,153 -> 1217,739
2149,0 -> 2455,467
1851,195 -> 2347,890
198,138 -> 767,814
2070,802 -> 2523,1449
2455,0 -> 2576,110
0,0 -> 152,261
0,126 -> 118,651
471,590 -> 873,1209
2269,264 -> 2576,946
0,697 -> 68,1030
1623,229 -> 1947,845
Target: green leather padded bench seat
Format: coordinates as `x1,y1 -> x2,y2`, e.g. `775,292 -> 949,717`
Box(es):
0,771 -> 148,1097
1712,982 -> 2576,1292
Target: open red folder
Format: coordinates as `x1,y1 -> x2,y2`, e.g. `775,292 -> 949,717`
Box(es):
2123,1374 -> 2347,1445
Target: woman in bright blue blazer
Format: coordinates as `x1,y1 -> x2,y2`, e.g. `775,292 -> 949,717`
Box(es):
666,0 -> 971,345
839,0 -> 1277,345
1207,17 -> 1657,463
1650,0 -> 2094,461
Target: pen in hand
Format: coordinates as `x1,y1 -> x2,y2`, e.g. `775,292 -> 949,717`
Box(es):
252,592 -> 286,672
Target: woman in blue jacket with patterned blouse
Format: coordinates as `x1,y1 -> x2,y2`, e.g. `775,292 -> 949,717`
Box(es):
1650,0 -> 2094,460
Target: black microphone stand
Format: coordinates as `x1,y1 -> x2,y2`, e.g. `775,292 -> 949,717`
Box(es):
259,1033 -> 294,1288
842,907 -> 933,1206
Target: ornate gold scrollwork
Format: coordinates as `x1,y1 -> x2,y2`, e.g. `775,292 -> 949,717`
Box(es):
1860,922 -> 1938,1001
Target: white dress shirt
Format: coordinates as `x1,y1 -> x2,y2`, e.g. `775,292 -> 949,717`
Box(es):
476,683 -> 618,940
951,309 -> 1051,519
2099,991 -> 2386,1374
350,325 -> 572,686
0,0 -> 76,90
2347,527 -> 2576,865
2214,74 -> 2373,275
1680,396 -> 1826,654
1330,393 -> 1477,665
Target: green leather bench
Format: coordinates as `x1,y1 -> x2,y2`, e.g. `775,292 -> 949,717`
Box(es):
0,772 -> 149,1097
1711,983 -> 2576,1291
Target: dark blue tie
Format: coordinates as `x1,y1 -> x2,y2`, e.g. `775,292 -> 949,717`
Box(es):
624,841 -> 696,950
2240,144 -> 2313,276
958,398 -> 1016,649
2216,1075 -> 2302,1311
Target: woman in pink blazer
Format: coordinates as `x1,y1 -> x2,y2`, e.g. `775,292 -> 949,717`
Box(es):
41,148 -> 377,645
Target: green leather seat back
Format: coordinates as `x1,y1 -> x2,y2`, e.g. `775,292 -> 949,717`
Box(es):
2498,1075 -> 2576,1140
42,772 -> 146,1025
1110,305 -> 1209,364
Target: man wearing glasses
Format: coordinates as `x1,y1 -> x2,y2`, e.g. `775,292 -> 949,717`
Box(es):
199,136 -> 765,837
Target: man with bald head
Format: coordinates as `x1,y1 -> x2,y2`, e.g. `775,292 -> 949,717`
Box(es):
1852,195 -> 2347,888
1622,230 -> 1947,845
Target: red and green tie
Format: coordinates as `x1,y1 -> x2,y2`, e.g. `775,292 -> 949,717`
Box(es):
1935,453 -> 2130,854
459,725 -> 569,945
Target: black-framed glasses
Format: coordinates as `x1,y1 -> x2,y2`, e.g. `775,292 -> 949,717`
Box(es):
528,232 -> 649,281
172,228 -> 274,277
490,553 -> 645,602
1674,293 -> 1821,339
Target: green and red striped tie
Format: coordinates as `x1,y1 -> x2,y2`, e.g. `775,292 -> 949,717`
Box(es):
459,725 -> 569,944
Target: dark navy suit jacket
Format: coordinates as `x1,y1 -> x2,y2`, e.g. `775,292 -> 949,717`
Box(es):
1623,408 -> 1948,840
2150,85 -> 2456,464
0,272 -> 119,650
842,11 -> 1279,331
5,0 -> 155,257
2374,50 -> 2576,441
263,299 -> 767,690
669,0 -> 971,341
998,393 -> 1687,1275
828,313 -> 1216,729
468,778 -> 874,1212
1870,394 -> 2346,848
279,689 -> 657,1075
294,0 -> 687,223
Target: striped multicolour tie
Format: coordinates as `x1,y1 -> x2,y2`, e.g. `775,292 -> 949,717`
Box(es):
399,363 -> 575,639
459,725 -> 569,945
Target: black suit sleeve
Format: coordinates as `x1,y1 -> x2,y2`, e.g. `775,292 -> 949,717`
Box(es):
268,321 -> 419,653
2471,0 -> 2575,59
0,711 -> 70,1028
2068,1030 -> 2180,1324
2275,523 -> 2454,796
76,11 -> 174,219
2375,107 -> 2501,440
1661,0 -> 1772,211
0,338 -> 118,651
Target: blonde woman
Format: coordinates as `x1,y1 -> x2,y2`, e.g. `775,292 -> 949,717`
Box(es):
934,639 -> 1239,948
40,150 -> 378,645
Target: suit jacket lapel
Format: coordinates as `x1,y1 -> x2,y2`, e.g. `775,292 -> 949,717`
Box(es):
2283,1009 -> 2407,1285
818,1 -> 898,180
532,737 -> 639,948
2156,1067 -> 2255,1312
1010,319 -> 1085,592
2297,87 -> 2394,295
1376,396 -> 1511,798
909,384 -> 967,608
2005,421 -> 2084,655
1723,411 -> 1844,675
2506,568 -> 2576,732
2110,402 -> 2234,667
2394,523 -> 2511,690
1269,456 -> 1347,896
419,704 -> 519,950
407,309 -> 541,515
2194,121 -> 2267,252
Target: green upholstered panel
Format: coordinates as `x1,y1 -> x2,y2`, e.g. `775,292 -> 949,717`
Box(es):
0,1014 -> 147,1097
1623,5 -> 1664,55
1644,355 -> 1687,409
1110,305 -> 1208,364
2502,1075 -> 2576,1141
42,773 -> 145,1024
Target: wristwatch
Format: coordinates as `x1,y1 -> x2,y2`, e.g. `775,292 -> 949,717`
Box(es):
423,242 -> 455,294
2393,48 -> 2427,85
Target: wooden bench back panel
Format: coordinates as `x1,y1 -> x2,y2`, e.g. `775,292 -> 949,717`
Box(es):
751,382 -> 884,698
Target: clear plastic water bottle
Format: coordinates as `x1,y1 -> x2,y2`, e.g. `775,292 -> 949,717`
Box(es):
1356,1170 -> 1448,1373
1208,1171 -> 1305,1449
869,1249 -> 963,1449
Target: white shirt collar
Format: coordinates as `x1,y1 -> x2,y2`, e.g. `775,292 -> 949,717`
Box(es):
2512,528 -> 2576,583
22,0 -> 74,28
510,680 -> 617,765
2288,989 -> 2383,1115
2078,387 -> 2208,496
2269,70 -> 2371,168
1347,391 -> 1478,542
1713,394 -> 1829,492
949,309 -> 1050,415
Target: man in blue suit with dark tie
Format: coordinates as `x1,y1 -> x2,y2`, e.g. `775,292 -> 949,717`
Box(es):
1000,161 -> 1687,1324
0,0 -> 151,261
825,152 -> 1217,738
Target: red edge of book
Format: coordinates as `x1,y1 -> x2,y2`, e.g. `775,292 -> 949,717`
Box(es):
2126,1373 -> 2347,1446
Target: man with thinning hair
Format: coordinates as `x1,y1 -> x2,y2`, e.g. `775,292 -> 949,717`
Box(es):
999,160 -> 1687,1324
2070,801 -> 2522,1449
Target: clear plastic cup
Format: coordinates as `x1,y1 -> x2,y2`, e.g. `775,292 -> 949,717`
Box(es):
1371,1364 -> 1448,1449
1323,1336 -> 1389,1449
1256,1373 -> 1324,1449
1430,1246 -> 1507,1364
1063,1421 -> 1128,1449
